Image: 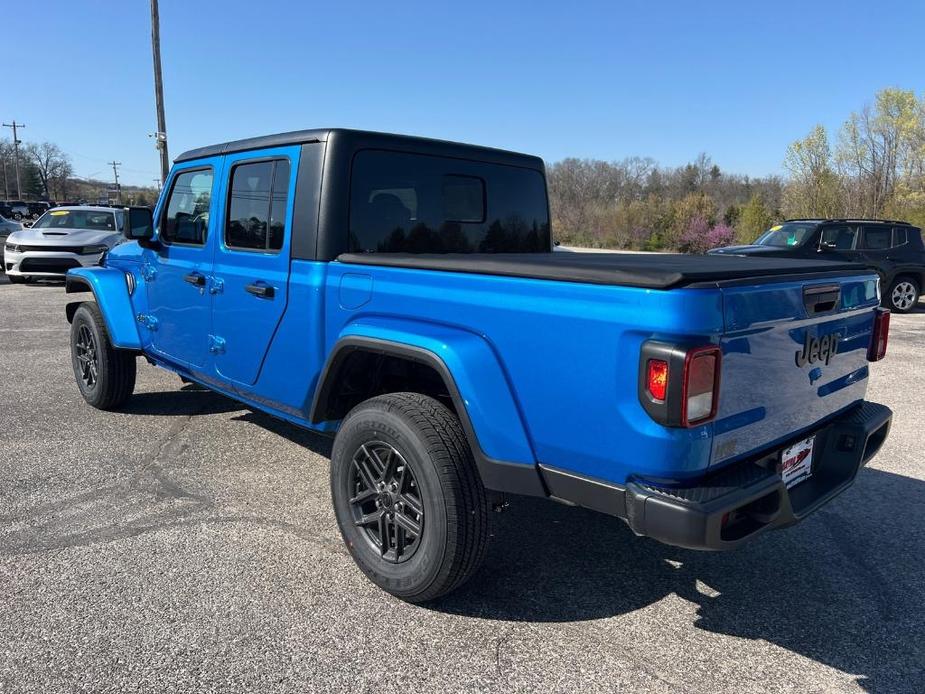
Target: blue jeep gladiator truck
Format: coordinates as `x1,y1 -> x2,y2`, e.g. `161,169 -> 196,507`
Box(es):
64,129 -> 893,602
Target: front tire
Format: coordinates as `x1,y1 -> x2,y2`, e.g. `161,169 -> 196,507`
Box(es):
886,276 -> 920,313
330,392 -> 490,602
7,275 -> 26,284
70,302 -> 137,410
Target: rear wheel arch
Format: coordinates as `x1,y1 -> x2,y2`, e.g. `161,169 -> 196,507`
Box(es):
311,336 -> 546,497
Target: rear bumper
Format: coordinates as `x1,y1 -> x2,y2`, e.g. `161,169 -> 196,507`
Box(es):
541,401 -> 892,550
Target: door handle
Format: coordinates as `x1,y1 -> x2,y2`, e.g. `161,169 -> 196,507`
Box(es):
245,282 -> 275,298
183,272 -> 206,287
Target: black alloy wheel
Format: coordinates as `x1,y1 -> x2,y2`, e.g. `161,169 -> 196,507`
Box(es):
74,324 -> 99,389
348,441 -> 424,563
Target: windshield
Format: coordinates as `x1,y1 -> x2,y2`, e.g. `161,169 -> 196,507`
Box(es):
33,209 -> 121,232
753,222 -> 816,248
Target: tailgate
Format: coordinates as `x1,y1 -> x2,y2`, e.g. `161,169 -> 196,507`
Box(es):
711,273 -> 880,467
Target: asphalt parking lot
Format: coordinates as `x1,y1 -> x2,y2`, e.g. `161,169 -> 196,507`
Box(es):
0,274 -> 923,693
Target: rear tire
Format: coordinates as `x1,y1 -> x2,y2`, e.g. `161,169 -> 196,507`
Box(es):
70,302 -> 136,410
330,392 -> 490,602
886,276 -> 920,313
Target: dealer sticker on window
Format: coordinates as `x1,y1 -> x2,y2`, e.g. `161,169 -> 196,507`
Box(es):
781,435 -> 815,489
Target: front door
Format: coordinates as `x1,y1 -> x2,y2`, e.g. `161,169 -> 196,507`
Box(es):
145,164 -> 219,370
209,148 -> 298,386
818,224 -> 860,261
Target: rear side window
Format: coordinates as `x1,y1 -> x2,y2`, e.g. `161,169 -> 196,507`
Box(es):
348,150 -> 549,253
225,158 -> 291,252
861,226 -> 891,250
161,168 -> 213,245
820,225 -> 858,250
893,227 -> 908,246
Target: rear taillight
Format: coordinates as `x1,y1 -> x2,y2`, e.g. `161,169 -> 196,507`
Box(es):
638,341 -> 721,428
646,359 -> 669,401
681,347 -> 721,426
868,308 -> 890,361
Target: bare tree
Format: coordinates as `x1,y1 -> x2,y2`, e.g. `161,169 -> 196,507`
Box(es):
25,141 -> 71,200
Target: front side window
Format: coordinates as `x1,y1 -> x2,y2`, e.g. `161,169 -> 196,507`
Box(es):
161,169 -> 213,245
820,225 -> 858,250
348,150 -> 549,254
225,159 -> 290,251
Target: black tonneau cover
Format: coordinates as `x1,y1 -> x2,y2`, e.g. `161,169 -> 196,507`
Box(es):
336,252 -> 872,290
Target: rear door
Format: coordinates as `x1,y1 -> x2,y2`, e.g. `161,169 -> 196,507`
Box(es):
711,273 -> 880,467
209,147 -> 299,386
145,163 -> 220,369
857,224 -> 898,279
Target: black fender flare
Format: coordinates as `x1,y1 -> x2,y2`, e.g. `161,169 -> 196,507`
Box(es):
310,336 -> 547,497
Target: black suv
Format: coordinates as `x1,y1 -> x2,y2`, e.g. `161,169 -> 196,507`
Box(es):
710,219 -> 925,313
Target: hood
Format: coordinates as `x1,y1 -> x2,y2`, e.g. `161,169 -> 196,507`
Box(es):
7,227 -> 121,247
708,244 -> 781,256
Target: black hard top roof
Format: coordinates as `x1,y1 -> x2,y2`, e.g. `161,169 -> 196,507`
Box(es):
174,128 -> 545,169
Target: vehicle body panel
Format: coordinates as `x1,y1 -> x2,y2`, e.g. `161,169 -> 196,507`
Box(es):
65,266 -> 142,349
143,158 -> 224,369
322,260 -> 723,481
209,145 -> 301,386
712,276 -> 879,467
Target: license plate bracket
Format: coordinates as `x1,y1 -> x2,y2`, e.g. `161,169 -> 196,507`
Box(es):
781,435 -> 815,489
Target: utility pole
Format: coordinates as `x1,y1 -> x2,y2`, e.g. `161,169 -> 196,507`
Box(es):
1,156 -> 8,199
152,177 -> 162,193
2,121 -> 25,199
150,0 -> 169,183
109,161 -> 122,203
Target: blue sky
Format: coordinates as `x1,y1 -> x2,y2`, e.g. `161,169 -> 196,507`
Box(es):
14,0 -> 925,186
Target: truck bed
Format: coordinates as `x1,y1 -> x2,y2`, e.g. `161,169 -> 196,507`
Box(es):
337,251 -> 871,289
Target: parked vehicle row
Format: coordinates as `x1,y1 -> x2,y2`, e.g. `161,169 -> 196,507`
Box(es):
62,128 -> 893,603
0,200 -> 56,220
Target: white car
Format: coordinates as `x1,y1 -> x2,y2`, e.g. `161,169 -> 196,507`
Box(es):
4,206 -> 124,283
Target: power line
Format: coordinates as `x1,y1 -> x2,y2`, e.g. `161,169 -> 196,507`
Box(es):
2,120 -> 25,198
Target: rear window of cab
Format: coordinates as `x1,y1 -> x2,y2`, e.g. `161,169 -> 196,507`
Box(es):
348,150 -> 550,253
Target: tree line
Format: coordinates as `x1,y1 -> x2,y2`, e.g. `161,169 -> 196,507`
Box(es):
0,141 -> 158,205
549,88 -> 925,251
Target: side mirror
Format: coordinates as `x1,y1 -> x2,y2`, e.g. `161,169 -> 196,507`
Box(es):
818,240 -> 836,251
123,206 -> 157,247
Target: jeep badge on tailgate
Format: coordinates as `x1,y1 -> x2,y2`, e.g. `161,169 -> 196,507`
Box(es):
795,331 -> 838,367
